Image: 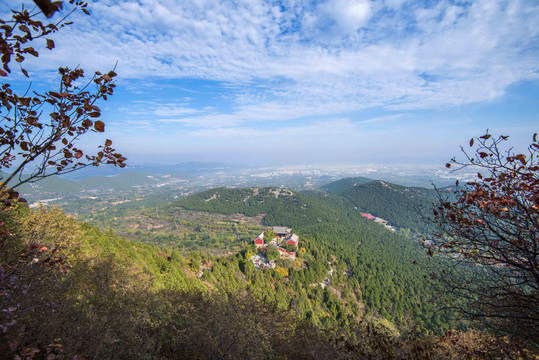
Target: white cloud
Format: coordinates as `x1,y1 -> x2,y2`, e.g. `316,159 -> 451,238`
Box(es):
358,114 -> 407,124
5,0 -> 539,124
318,0 -> 373,36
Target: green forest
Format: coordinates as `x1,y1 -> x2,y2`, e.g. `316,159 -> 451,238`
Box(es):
326,179 -> 443,234
2,179 -> 535,359
172,186 -> 452,331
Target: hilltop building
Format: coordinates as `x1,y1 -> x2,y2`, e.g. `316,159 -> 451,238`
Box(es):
253,227 -> 299,262
254,232 -> 265,248
285,233 -> 299,247
273,226 -> 292,238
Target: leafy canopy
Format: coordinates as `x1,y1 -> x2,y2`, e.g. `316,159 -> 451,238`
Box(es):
432,132 -> 539,345
0,0 -> 125,198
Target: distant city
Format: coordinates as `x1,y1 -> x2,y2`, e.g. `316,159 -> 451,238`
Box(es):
19,161 -> 475,212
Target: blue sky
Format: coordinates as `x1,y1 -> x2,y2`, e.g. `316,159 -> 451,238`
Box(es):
2,0 -> 538,167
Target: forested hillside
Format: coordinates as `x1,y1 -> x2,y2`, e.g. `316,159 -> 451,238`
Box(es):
0,205 -> 336,359
173,187 -> 453,331
324,179 -> 442,233
1,191 -> 532,359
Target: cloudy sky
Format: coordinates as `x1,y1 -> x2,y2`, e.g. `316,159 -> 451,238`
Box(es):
2,0 -> 538,167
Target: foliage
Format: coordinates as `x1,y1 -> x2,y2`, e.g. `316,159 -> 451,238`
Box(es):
94,206 -> 264,254
1,203 -> 195,359
286,243 -> 297,252
432,132 -> 539,346
0,1 -> 125,198
0,204 -> 341,359
174,187 -> 342,227
275,267 -> 288,278
264,227 -> 276,241
265,245 -> 280,261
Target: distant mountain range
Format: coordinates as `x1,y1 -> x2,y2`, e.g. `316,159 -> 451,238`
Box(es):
12,165 -> 453,236
59,161 -> 237,180
12,171 -> 189,195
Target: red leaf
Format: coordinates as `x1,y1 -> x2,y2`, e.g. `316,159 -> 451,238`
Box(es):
46,39 -> 55,50
35,0 -> 63,17
94,121 -> 105,132
81,119 -> 93,128
515,154 -> 526,165
480,134 -> 491,140
19,97 -> 31,106
105,139 -> 112,147
469,138 -> 474,147
22,47 -> 39,57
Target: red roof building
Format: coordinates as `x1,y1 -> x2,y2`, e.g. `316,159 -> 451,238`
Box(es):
285,234 -> 299,247
254,232 -> 265,247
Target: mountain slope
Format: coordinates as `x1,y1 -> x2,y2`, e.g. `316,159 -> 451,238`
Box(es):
171,187 -> 451,331
1,193 -> 523,359
325,179 -> 439,233
172,187 -> 346,228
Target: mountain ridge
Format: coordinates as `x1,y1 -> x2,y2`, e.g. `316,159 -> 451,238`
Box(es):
323,178 -> 440,233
